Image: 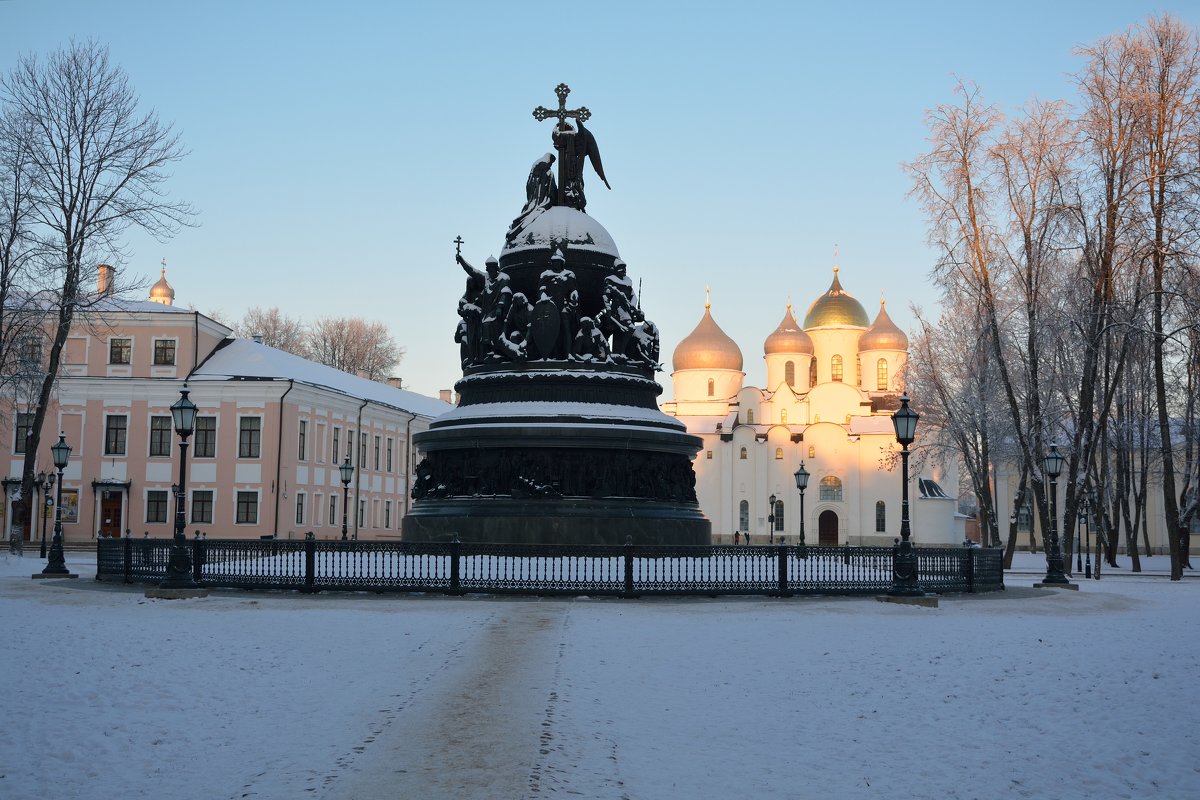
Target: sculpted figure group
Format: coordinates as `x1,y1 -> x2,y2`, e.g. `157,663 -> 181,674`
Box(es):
455,247 -> 660,370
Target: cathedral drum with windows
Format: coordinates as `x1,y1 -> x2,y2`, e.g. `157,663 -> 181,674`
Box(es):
660,268 -> 964,546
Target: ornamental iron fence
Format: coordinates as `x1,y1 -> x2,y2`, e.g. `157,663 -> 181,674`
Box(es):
96,537 -> 1004,597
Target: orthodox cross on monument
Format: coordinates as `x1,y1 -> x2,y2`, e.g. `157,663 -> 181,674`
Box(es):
532,83 -> 609,210
454,235 -> 464,256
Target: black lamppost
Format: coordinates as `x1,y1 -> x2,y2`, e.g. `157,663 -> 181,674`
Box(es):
160,387 -> 198,589
41,434 -> 71,575
339,456 -> 354,541
1081,489 -> 1092,579
794,461 -> 809,548
38,471 -> 54,558
767,493 -> 776,544
890,394 -> 921,595
1041,444 -> 1070,585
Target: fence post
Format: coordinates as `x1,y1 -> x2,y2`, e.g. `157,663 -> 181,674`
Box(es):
623,535 -> 635,599
304,532 -> 316,593
192,538 -> 203,584
450,535 -> 461,595
777,543 -> 790,597
123,536 -> 132,583
964,541 -> 976,593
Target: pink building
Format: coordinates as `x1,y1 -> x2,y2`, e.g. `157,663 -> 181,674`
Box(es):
3,271 -> 451,543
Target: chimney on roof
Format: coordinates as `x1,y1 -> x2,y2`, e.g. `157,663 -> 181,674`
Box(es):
97,264 -> 115,295
439,389 -> 452,404
251,333 -> 263,344
387,377 -> 403,390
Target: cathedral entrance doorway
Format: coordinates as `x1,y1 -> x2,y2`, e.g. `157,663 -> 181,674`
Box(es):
818,510 -> 838,546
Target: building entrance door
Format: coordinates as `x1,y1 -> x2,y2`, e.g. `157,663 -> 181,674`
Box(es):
99,490 -> 123,538
818,510 -> 839,546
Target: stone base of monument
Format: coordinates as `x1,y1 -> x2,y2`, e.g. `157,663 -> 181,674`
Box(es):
403,497 -> 711,545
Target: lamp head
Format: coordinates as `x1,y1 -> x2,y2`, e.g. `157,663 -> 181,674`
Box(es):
794,461 -> 810,491
891,394 -> 918,446
170,386 -> 198,437
339,456 -> 355,486
50,432 -> 71,470
1043,443 -> 1063,480
769,494 -> 777,507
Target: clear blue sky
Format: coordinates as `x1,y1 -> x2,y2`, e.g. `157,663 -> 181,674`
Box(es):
3,1 -> 1194,398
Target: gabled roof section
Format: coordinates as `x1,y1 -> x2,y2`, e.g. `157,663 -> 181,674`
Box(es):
191,338 -> 453,419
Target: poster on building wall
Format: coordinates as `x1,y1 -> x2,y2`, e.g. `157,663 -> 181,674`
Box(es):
60,489 -> 79,523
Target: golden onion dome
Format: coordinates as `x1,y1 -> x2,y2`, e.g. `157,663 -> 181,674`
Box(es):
673,300 -> 743,372
764,304 -> 814,355
148,265 -> 175,306
803,268 -> 869,329
859,299 -> 909,351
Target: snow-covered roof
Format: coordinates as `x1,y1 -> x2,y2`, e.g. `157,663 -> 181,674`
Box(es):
191,338 -> 453,419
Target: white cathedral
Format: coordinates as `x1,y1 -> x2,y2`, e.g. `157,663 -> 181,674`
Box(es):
661,268 -> 964,546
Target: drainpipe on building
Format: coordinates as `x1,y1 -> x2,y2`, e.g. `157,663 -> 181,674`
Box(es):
354,398 -> 368,539
272,380 -> 294,537
403,411 -> 415,517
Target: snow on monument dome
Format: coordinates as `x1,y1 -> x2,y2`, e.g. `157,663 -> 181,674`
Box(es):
501,206 -> 620,257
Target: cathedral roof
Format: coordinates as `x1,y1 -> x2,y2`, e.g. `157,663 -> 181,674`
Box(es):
500,206 -> 620,257
764,304 -> 814,355
148,266 -> 175,306
673,302 -> 743,372
803,268 -> 869,329
859,299 -> 909,351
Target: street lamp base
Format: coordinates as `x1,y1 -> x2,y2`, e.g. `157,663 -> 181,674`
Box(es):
1033,581 -> 1080,591
32,572 -> 78,579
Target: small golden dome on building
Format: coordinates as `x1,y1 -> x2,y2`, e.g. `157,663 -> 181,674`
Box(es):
149,264 -> 175,306
673,297 -> 743,372
764,304 -> 814,355
803,268 -> 869,329
859,299 -> 909,351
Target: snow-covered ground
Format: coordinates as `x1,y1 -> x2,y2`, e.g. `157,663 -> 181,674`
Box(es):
1,551 -> 1196,800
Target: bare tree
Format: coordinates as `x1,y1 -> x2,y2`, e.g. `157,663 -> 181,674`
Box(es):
233,306 -> 307,356
1133,15 -> 1200,579
306,317 -> 403,381
1,41 -> 191,538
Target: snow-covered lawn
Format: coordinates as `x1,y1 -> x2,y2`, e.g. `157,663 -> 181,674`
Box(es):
1,551 -> 1196,800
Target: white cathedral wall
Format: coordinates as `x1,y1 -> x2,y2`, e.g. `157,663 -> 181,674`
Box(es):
671,369 -> 744,403
764,353 -> 813,394
858,349 -> 907,393
808,327 -> 865,385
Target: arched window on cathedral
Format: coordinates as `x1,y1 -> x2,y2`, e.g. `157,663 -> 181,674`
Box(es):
856,357 -> 862,386
707,378 -> 715,397
831,355 -> 843,382
780,408 -> 788,424
774,500 -> 785,531
875,500 -> 886,532
877,359 -> 888,391
809,359 -> 817,387
775,447 -> 783,460
739,499 -> 749,532
739,446 -> 748,460
785,361 -> 795,388
819,476 -> 843,502
746,409 -> 755,424
808,445 -> 815,458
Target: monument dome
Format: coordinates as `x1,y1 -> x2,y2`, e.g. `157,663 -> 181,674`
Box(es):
859,300 -> 909,351
674,304 -> 743,371
763,305 -> 813,355
803,268 -> 869,328
502,205 -> 620,257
